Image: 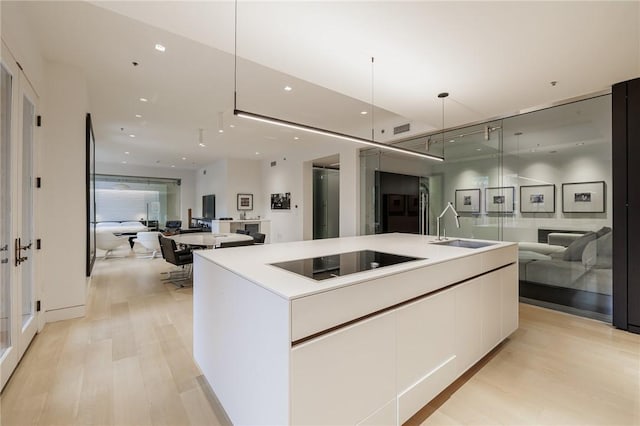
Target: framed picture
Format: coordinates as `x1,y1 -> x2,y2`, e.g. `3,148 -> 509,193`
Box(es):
562,181 -> 606,213
520,184 -> 555,213
455,188 -> 480,213
271,192 -> 291,210
485,187 -> 515,213
86,113 -> 96,277
237,193 -> 253,211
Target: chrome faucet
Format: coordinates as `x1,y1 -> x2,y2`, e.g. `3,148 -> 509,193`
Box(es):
436,202 -> 461,241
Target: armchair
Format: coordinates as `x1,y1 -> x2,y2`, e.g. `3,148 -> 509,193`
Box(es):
96,231 -> 130,259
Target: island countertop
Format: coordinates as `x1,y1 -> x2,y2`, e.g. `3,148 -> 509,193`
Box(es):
194,232 -> 516,301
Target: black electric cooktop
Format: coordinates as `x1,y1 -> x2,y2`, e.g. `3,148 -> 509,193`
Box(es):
270,249 -> 425,281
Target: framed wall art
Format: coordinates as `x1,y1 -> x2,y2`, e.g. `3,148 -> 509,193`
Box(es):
86,113 -> 96,277
485,186 -> 515,213
454,188 -> 480,213
520,184 -> 555,213
271,192 -> 291,210
562,181 -> 606,213
237,193 -> 253,211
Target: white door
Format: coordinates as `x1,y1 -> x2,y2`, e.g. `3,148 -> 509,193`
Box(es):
1,43 -> 39,390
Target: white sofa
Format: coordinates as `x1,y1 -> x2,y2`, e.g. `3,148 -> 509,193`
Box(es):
518,228 -> 612,296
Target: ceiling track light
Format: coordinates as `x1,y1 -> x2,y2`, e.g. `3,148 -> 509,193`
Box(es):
230,0 -> 442,162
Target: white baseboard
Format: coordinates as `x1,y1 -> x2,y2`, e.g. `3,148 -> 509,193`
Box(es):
45,305 -> 85,323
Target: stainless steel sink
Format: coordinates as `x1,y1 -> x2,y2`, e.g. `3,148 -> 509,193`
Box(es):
431,239 -> 496,249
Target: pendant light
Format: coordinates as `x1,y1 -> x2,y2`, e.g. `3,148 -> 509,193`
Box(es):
438,92 -> 449,151
230,1 -> 443,162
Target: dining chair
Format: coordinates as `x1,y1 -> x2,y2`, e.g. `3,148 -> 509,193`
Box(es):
249,232 -> 266,244
158,235 -> 193,286
218,239 -> 255,248
133,231 -> 162,258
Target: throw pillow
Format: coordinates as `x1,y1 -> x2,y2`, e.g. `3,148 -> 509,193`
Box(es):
595,226 -> 612,238
563,231 -> 596,261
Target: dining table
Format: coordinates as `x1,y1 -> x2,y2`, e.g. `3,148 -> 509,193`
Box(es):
168,232 -> 254,249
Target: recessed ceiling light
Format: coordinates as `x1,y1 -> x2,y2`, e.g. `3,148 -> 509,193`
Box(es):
129,134 -> 136,138
139,97 -> 148,102
255,151 -> 260,155
124,151 -> 130,155
171,165 -> 175,168
449,139 -> 455,143
294,136 -> 300,140
284,86 -> 292,92
121,161 -> 127,164
135,114 -> 142,118
229,124 -> 235,128
155,43 -> 166,52
181,157 -> 187,160
199,143 -> 206,147
360,111 -> 368,115
218,129 -> 224,133
476,148 -> 482,151
577,142 -> 585,146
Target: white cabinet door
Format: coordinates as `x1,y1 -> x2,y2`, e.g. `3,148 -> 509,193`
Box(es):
291,310 -> 396,426
396,288 -> 456,424
482,272 -> 503,353
501,264 -> 519,338
454,277 -> 484,375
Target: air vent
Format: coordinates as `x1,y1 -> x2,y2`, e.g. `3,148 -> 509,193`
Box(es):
393,123 -> 410,135
270,161 -> 277,167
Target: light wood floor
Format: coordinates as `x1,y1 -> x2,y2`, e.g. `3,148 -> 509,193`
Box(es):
1,251 -> 639,426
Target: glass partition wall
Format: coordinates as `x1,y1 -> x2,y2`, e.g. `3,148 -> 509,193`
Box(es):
360,94 -> 612,322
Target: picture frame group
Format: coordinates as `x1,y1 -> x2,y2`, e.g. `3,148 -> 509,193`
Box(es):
452,180 -> 605,215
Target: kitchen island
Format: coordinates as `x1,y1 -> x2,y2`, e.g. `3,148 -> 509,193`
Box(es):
193,233 -> 518,425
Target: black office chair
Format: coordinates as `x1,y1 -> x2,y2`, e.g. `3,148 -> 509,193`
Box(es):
159,235 -> 193,286
249,232 -> 266,244
235,229 -> 250,235
218,239 -> 255,248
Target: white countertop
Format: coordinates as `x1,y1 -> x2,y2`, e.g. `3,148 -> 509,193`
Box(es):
194,233 -> 516,300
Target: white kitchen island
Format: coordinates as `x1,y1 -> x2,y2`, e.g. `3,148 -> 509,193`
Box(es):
193,233 -> 518,425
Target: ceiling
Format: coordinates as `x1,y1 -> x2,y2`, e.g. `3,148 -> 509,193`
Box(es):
9,1 -> 640,170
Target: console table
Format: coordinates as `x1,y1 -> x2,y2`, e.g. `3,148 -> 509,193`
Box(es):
210,219 -> 270,242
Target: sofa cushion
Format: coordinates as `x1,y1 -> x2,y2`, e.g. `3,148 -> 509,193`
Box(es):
562,231 -> 596,261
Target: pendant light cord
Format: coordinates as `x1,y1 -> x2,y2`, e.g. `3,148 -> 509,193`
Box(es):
371,56 -> 375,142
234,0 -> 238,110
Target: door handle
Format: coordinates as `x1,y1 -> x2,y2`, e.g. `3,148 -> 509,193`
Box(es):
0,244 -> 8,252
1,259 -> 8,264
14,238 -> 29,266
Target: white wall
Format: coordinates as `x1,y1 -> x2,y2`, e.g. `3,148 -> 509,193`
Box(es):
195,158 -> 264,219
95,162 -> 196,225
1,2 -> 45,96
262,142 -> 360,243
227,158 -> 264,218
40,61 -> 90,321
